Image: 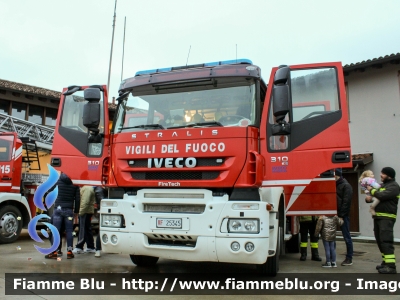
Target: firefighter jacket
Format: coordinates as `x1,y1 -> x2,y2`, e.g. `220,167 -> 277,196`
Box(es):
336,177 -> 353,218
315,216 -> 343,242
371,178 -> 400,220
299,216 -> 318,222
79,185 -> 95,216
53,173 -> 80,213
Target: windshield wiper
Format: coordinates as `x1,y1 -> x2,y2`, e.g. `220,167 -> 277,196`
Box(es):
169,121 -> 223,129
120,124 -> 165,130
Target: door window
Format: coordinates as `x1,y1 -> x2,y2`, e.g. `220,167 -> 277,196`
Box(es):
291,68 -> 339,122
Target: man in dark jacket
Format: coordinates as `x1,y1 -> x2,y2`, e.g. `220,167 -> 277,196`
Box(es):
45,172 -> 80,259
335,168 -> 353,266
366,167 -> 400,274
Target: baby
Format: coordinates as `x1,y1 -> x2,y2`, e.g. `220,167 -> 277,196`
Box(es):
359,170 -> 381,216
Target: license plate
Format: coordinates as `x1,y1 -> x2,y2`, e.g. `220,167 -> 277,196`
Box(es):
156,218 -> 182,229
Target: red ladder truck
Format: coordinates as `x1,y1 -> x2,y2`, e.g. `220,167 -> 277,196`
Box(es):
0,132 -> 51,243
50,59 -> 351,275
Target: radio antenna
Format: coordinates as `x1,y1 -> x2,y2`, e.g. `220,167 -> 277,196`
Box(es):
107,0 -> 117,92
186,45 -> 191,66
236,44 -> 237,63
121,16 -> 126,81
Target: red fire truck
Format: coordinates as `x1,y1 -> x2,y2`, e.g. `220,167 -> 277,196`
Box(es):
50,59 -> 351,275
0,132 -> 50,243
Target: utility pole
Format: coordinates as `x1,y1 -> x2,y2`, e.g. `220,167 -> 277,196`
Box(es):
107,0 -> 117,93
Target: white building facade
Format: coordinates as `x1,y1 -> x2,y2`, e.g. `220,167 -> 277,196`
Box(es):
343,52 -> 400,238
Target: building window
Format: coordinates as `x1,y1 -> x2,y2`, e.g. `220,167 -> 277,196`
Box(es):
0,99 -> 9,114
11,102 -> 26,119
28,105 -> 44,124
45,108 -> 57,126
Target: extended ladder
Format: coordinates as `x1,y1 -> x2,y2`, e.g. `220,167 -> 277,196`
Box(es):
0,112 -> 54,150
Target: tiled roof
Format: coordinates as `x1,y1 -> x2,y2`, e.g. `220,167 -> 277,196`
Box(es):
0,78 -> 61,99
343,52 -> 400,72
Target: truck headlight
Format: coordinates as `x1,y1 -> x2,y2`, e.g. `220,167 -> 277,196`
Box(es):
101,215 -> 123,227
227,219 -> 259,233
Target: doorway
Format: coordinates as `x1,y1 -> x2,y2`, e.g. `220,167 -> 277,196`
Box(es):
342,172 -> 360,232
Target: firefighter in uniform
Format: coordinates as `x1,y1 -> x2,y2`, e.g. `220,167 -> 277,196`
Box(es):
366,167 -> 400,274
299,216 -> 322,261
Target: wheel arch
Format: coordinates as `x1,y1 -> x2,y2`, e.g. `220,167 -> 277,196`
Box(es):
0,197 -> 32,228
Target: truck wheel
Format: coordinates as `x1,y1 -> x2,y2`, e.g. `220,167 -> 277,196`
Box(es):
257,210 -> 283,276
130,255 -> 159,267
257,226 -> 281,276
0,205 -> 23,244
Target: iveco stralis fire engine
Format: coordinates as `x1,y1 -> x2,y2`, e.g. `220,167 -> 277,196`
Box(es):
50,59 -> 352,275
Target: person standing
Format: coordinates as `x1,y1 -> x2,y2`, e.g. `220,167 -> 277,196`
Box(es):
299,216 -> 322,261
366,167 -> 400,274
335,168 -> 354,266
45,172 -> 80,259
94,186 -> 105,257
315,215 -> 343,267
73,186 -> 96,254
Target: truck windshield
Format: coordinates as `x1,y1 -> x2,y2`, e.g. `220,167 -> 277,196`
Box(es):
114,79 -> 256,133
0,135 -> 13,162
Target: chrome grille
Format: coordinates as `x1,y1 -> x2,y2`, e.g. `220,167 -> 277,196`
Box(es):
146,233 -> 197,248
143,203 -> 205,214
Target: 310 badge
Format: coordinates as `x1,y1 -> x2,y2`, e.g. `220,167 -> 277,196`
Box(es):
27,164 -> 61,255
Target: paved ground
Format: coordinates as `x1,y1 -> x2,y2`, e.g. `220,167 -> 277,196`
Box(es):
1,229 -> 399,300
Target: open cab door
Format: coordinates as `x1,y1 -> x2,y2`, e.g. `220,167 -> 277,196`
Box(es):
260,62 -> 352,216
50,85 -> 109,186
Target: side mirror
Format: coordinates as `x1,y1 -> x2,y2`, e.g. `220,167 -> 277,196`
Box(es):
83,103 -> 100,132
84,88 -> 101,102
271,66 -> 291,136
272,85 -> 289,122
82,88 -> 101,142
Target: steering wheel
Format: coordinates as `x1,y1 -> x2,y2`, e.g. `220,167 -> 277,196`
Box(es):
64,125 -> 87,132
301,111 -> 330,120
218,115 -> 247,126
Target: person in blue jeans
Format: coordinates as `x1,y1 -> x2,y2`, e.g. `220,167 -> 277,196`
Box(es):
45,172 -> 80,259
335,168 -> 354,266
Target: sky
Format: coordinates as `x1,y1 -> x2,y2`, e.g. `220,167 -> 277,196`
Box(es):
1,0 -> 400,100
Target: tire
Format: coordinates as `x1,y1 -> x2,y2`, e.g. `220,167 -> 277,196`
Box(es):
257,207 -> 283,276
130,255 -> 159,267
0,205 -> 23,244
257,225 -> 281,276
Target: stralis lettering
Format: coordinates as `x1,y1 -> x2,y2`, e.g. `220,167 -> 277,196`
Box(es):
131,129 -> 218,139
125,142 -> 226,155
148,157 -> 196,168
